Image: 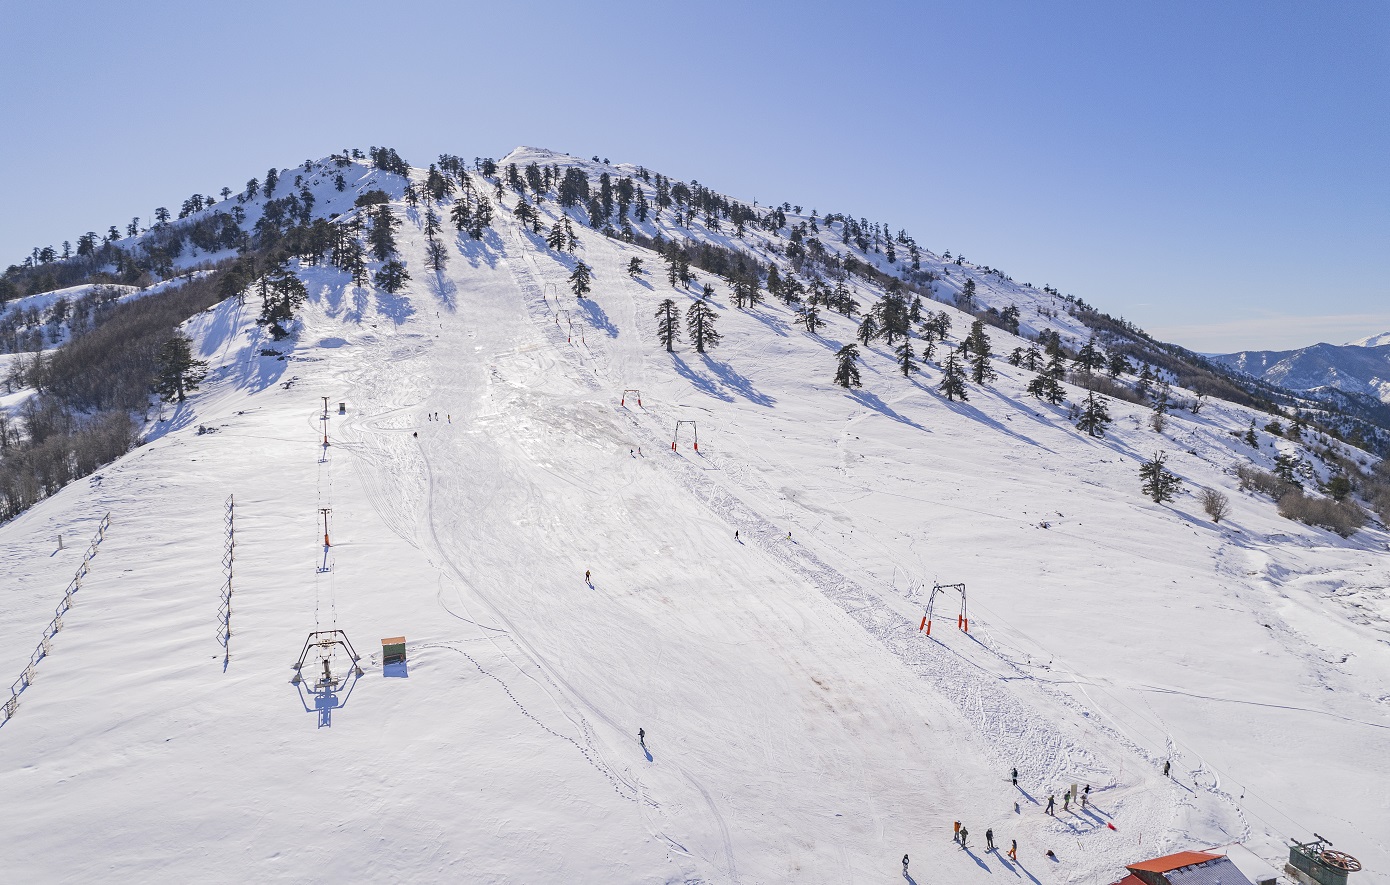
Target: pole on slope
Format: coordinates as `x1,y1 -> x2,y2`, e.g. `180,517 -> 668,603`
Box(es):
321,397 -> 330,447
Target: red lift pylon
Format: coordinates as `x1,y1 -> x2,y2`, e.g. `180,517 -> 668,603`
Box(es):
920,582 -> 968,635
672,420 -> 698,452
320,508 -> 333,548
621,389 -> 642,407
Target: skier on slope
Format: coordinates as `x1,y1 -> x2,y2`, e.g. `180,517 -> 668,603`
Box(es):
902,854 -> 909,874
1163,760 -> 1171,777
638,728 -> 645,746
1082,784 -> 1090,808
959,826 -> 968,848
1011,766 -> 1018,786
1008,839 -> 1017,861
953,821 -> 961,843
1045,794 -> 1055,815
986,828 -> 994,851
585,570 -> 591,584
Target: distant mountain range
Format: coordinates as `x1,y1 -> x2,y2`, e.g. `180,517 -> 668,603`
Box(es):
1211,334 -> 1390,405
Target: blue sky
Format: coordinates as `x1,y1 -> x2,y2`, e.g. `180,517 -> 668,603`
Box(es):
2,0 -> 1385,351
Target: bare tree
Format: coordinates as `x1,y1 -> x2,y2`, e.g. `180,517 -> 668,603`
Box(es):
1200,488 -> 1231,523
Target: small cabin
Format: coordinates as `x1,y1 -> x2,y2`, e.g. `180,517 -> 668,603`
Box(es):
381,637 -> 406,665
1109,850 -> 1255,885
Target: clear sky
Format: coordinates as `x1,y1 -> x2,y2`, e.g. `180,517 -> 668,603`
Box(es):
2,0 -> 1385,352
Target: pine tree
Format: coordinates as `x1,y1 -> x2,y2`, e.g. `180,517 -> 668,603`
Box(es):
450,197 -> 472,233
895,340 -> 918,377
1027,370 -> 1065,405
1139,451 -> 1183,503
833,344 -> 862,389
546,220 -> 568,251
258,266 -> 309,338
369,205 -> 399,260
154,332 -> 209,403
856,314 -> 880,346
1017,343 -> 1039,372
939,346 -> 969,401
1244,419 -> 1258,447
1073,335 -> 1105,375
468,195 -> 493,239
627,257 -> 643,277
796,304 -> 823,335
1076,390 -> 1112,437
655,298 -> 680,351
1107,352 -> 1131,378
685,299 -> 721,353
967,320 -> 995,384
568,261 -> 593,298
957,278 -> 977,311
375,259 -> 410,294
1008,347 -> 1025,367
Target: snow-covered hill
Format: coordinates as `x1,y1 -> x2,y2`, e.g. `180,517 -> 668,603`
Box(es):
1,147 -> 1387,884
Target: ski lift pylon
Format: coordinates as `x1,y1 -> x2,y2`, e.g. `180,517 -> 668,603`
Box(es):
622,389 -> 642,407
920,582 -> 968,635
672,420 -> 698,452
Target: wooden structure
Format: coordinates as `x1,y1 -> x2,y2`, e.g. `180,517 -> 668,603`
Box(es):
381,636 -> 407,665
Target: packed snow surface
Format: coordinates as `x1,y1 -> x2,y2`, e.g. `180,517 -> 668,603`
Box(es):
2,149 -> 1388,883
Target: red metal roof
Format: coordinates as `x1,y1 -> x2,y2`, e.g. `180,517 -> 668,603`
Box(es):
1128,851 -> 1223,873
1108,876 -> 1146,885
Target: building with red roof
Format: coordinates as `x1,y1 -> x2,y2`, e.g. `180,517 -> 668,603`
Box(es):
1108,850 -> 1256,885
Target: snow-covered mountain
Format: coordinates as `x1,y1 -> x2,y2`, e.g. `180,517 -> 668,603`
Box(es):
2,146 -> 1388,884
1212,338 -> 1390,405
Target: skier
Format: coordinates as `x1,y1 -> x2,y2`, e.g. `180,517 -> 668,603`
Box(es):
902,854 -> 909,875
413,431 -> 418,438
959,826 -> 968,848
1011,766 -> 1018,786
953,821 -> 961,843
735,530 -> 739,541
986,828 -> 994,851
1063,791 -> 1070,812
1045,794 -> 1055,816
1163,760 -> 1171,777
1045,850 -> 1057,860
1082,784 -> 1090,808
638,728 -> 645,746
585,570 -> 591,584
1008,839 -> 1017,861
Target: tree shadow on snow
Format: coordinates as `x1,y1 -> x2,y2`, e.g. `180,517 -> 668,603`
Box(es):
456,230 -> 504,270
670,354 -> 734,403
699,354 -> 774,406
925,384 -> 1048,448
847,389 -> 925,431
743,306 -> 791,338
373,287 -> 415,325
425,271 -> 457,312
576,297 -> 619,338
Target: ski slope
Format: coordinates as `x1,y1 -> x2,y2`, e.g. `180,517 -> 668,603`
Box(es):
1,149 -> 1387,883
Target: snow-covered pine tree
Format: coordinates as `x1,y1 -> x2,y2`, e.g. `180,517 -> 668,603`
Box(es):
796,304 -> 823,335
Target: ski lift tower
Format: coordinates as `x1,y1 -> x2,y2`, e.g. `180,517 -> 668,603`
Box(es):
919,582 -> 969,635
291,629 -> 364,687
672,420 -> 698,452
1287,835 -> 1361,885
